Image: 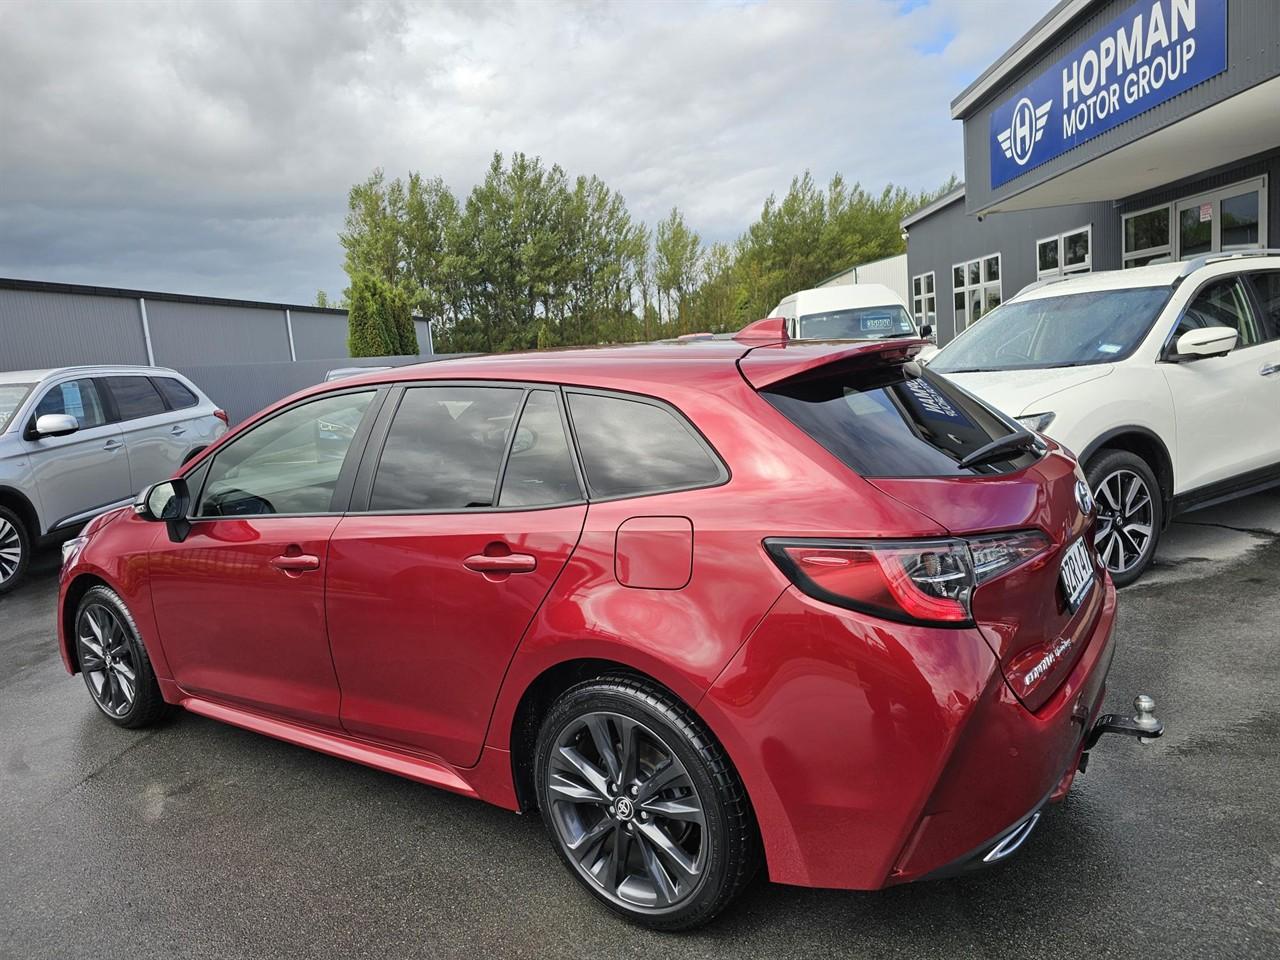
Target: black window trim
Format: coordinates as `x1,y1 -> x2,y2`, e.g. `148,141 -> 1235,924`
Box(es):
562,385 -> 731,502
184,384 -> 388,521
348,379 -> 591,517
1158,271 -> 1271,363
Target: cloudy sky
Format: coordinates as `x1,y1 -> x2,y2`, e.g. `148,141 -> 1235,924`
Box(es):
0,0 -> 1050,305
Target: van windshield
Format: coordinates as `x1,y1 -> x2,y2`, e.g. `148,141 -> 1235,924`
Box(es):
930,287 -> 1170,373
0,384 -> 35,433
798,305 -> 916,340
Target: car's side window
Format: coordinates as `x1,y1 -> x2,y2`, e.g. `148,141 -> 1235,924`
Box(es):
498,390 -> 581,508
369,386 -> 522,512
104,376 -> 167,421
196,391 -> 374,517
1246,272 -> 1280,341
153,377 -> 199,410
33,379 -> 108,429
1175,277 -> 1262,348
566,391 -> 725,498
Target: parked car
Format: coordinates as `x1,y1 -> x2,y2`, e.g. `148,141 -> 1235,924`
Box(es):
0,366 -> 227,593
57,327 -> 1160,929
929,251 -> 1280,586
771,283 -> 927,340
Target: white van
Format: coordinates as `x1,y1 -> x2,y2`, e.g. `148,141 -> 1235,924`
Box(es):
770,284 -> 926,341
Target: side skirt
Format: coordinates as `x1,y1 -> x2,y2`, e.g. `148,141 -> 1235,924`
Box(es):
1170,463 -> 1280,518
180,695 -> 482,798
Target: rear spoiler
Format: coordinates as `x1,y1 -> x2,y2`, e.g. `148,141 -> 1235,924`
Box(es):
738,338 -> 925,389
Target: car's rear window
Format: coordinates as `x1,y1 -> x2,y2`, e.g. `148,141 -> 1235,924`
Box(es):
154,377 -> 199,410
763,363 -> 1040,477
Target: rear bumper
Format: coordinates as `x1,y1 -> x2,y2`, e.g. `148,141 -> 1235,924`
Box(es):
700,577 -> 1119,891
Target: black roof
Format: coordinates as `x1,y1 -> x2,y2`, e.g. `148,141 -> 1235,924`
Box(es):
0,276 -> 347,316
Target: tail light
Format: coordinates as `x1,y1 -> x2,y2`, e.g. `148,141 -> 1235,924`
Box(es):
765,530 -> 1050,627
213,409 -> 229,425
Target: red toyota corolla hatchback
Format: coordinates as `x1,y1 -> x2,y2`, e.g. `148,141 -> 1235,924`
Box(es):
57,323 -> 1160,929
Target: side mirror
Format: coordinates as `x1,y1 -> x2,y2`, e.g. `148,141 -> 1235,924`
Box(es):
920,324 -> 933,340
134,478 -> 192,542
1174,326 -> 1238,360
35,413 -> 79,437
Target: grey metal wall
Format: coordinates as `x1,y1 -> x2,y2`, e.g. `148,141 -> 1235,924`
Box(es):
962,0 -> 1280,214
290,311 -> 350,360
0,289 -> 149,370
905,196 -> 1120,345
174,356 -> 448,425
146,300 -> 293,366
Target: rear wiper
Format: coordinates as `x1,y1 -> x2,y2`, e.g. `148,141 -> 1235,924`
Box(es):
957,430 -> 1040,469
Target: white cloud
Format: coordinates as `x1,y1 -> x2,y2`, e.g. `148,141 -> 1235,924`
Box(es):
0,0 -> 1051,303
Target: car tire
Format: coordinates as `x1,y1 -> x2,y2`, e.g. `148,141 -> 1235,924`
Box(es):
74,584 -> 171,729
534,676 -> 760,931
0,504 -> 31,596
1086,449 -> 1163,588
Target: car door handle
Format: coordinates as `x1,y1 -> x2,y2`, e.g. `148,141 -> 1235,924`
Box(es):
170,424 -> 187,436
463,553 -> 538,574
1260,362 -> 1280,377
270,554 -> 321,573
102,439 -> 123,451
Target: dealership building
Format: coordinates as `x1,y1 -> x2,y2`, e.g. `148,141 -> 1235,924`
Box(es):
904,0 -> 1280,344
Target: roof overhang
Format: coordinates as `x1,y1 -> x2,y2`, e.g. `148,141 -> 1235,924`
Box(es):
975,75 -> 1280,213
951,0 -> 1094,119
901,186 -> 967,229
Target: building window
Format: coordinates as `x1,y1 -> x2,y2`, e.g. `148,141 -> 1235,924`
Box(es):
1125,176 -> 1267,266
1123,204 -> 1172,268
953,254 -> 1001,331
911,272 -> 936,328
1036,225 -> 1092,279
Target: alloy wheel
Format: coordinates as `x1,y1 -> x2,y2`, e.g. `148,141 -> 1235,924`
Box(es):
1093,468 -> 1155,576
76,602 -> 138,717
546,711 -> 707,912
0,517 -> 22,584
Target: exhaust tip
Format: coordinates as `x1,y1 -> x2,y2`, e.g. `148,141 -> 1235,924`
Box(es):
982,812 -> 1041,864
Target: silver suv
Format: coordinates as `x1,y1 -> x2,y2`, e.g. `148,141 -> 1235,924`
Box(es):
0,366 -> 227,593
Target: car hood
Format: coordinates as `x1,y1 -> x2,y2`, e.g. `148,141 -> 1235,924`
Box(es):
939,365 -> 1114,418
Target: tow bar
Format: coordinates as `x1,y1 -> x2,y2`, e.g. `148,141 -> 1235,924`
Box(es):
1079,695 -> 1163,774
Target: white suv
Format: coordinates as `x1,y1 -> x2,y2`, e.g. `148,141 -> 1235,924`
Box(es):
0,366 -> 227,593
929,252 -> 1280,585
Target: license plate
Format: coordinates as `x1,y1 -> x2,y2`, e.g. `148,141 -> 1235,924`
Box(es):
1059,537 -> 1095,612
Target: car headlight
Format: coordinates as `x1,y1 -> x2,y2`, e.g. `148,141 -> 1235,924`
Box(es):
1016,412 -> 1055,433
61,535 -> 90,569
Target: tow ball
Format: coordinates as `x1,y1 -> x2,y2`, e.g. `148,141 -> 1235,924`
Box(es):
1078,695 -> 1163,773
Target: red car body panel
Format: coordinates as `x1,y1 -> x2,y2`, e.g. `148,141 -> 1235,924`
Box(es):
57,336 -> 1119,892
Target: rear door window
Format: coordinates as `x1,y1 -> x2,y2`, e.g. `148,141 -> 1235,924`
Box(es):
498,390 -> 581,507
1246,272 -> 1280,341
566,391 -> 725,498
34,379 -> 109,429
104,376 -> 167,421
370,386 -> 522,512
763,364 -> 1039,477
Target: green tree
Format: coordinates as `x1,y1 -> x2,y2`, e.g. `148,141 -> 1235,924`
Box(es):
654,208 -> 701,331
347,273 -> 417,357
314,290 -> 331,308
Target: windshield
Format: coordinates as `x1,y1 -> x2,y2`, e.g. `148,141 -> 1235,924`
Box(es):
798,305 -> 916,340
931,287 -> 1170,373
0,384 -> 35,433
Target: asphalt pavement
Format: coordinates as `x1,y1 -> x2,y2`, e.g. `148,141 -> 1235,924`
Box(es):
2,494 -> 1278,959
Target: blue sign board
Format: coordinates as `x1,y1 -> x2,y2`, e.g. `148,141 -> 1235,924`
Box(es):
989,0 -> 1228,189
